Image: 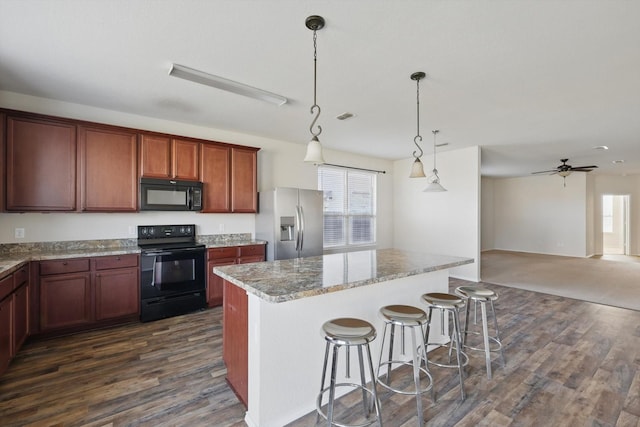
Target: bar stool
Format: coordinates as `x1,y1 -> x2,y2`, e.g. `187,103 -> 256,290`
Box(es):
375,305 -> 433,426
317,318 -> 382,427
421,293 -> 468,401
454,286 -> 505,379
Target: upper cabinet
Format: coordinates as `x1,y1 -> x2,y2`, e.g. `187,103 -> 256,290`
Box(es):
200,143 -> 230,213
78,125 -> 138,212
2,109 -> 259,214
231,147 -> 258,213
200,144 -> 259,213
5,115 -> 77,211
139,134 -> 199,181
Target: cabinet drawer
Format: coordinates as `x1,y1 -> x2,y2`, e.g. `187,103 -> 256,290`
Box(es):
208,247 -> 238,260
94,254 -> 138,270
40,259 -> 90,276
239,244 -> 265,258
0,275 -> 12,301
13,265 -> 29,288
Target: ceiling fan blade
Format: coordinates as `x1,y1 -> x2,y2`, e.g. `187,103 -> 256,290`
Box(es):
571,165 -> 598,170
531,170 -> 558,174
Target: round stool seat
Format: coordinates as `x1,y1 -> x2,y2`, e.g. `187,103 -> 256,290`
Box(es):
380,304 -> 427,326
422,292 -> 465,310
455,286 -> 498,301
322,318 -> 377,346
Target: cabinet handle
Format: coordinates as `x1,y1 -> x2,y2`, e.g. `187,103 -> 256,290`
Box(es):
116,257 -> 121,261
62,262 -> 68,266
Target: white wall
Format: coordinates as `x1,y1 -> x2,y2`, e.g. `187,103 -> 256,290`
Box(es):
483,173 -> 639,257
490,174 -> 588,257
481,177 -> 495,251
393,146 -> 481,281
0,91 -> 394,248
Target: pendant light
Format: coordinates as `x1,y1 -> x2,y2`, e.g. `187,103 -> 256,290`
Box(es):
423,130 -> 447,192
303,15 -> 326,164
409,72 -> 426,178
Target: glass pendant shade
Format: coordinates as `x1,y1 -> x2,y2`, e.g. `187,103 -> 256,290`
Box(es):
423,171 -> 447,192
304,135 -> 325,164
409,158 -> 426,178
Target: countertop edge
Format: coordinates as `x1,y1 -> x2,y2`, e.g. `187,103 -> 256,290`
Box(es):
215,255 -> 474,303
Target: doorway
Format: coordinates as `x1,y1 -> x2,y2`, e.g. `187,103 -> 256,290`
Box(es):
602,194 -> 630,255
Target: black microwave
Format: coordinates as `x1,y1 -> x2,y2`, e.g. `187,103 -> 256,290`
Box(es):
139,178 -> 203,211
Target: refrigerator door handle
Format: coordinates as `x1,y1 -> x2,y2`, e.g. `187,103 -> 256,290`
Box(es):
295,205 -> 301,251
299,205 -> 305,252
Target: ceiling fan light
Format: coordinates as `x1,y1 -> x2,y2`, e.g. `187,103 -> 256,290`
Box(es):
409,158 -> 426,178
304,135 -> 325,164
558,170 -> 571,177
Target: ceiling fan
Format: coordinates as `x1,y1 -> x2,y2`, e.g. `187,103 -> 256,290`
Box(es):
532,158 -> 598,186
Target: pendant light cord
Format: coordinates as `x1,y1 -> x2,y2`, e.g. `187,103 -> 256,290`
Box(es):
413,77 -> 423,159
432,129 -> 440,177
309,28 -> 322,137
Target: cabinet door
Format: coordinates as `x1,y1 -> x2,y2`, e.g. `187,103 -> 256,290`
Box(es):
223,280 -> 248,406
208,259 -> 236,307
40,272 -> 91,331
173,139 -> 199,181
0,295 -> 13,375
79,125 -> 138,211
13,283 -> 28,352
95,267 -> 139,321
231,147 -> 258,213
200,143 -> 231,212
6,115 -> 77,211
139,134 -> 171,178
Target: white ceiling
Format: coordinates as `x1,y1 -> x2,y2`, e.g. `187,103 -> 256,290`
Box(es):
1,0 -> 639,177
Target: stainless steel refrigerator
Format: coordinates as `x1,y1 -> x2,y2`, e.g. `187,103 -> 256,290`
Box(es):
256,187 -> 324,261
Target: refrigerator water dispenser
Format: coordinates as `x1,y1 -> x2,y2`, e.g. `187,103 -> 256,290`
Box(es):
280,217 -> 295,241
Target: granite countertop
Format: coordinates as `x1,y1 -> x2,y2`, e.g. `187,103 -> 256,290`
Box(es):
214,248 -> 474,303
0,235 -> 266,279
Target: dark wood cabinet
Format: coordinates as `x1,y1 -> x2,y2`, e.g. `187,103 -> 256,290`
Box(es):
207,244 -> 265,308
140,134 -> 199,181
5,115 -> 77,211
173,139 -> 199,181
79,125 -> 138,212
200,145 -> 258,213
231,147 -> 258,213
38,255 -> 139,333
94,255 -> 139,321
0,294 -> 12,375
2,109 -> 259,214
0,264 -> 30,377
40,270 -> 92,331
200,143 -> 231,213
12,265 -> 29,353
223,279 -> 249,406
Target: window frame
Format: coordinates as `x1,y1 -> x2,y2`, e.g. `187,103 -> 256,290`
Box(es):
318,165 -> 377,250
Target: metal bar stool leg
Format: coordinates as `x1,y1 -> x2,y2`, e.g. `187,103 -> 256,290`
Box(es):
490,299 -> 506,367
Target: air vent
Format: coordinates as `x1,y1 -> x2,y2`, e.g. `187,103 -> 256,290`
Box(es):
336,112 -> 355,121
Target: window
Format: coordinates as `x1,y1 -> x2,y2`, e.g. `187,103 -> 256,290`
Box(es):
603,195 -> 613,233
318,166 -> 376,249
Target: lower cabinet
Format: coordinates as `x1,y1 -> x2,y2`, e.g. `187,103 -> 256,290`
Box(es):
38,254 -> 139,334
40,272 -> 91,331
223,279 -> 249,406
0,263 -> 30,377
207,244 -> 265,308
0,294 -> 12,375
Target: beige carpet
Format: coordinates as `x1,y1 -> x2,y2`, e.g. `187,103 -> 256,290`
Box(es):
481,250 -> 640,311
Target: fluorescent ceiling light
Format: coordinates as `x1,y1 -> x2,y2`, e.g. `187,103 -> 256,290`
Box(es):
168,63 -> 287,106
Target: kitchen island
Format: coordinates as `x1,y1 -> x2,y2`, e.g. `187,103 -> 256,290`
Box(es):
214,248 -> 473,427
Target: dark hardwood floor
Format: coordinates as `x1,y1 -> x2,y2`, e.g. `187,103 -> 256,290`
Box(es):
1,279 -> 639,426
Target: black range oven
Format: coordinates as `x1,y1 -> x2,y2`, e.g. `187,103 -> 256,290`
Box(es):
138,224 -> 206,322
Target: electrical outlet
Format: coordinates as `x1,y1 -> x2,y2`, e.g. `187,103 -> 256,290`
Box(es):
219,224 -> 225,232
15,228 -> 25,239
128,226 -> 136,236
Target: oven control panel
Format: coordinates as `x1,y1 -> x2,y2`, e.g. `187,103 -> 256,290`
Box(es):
137,224 -> 196,240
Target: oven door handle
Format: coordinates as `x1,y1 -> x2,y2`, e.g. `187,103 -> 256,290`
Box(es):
151,256 -> 157,287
